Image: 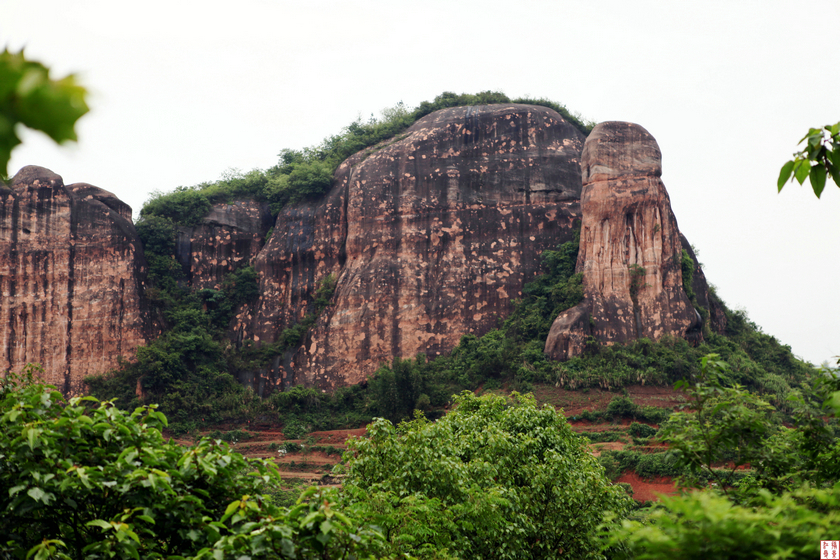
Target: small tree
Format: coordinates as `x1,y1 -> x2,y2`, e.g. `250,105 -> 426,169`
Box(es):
342,391 -> 631,559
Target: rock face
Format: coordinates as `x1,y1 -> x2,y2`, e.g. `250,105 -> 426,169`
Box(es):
0,166 -> 149,394
545,122 -> 700,359
234,104 -> 586,391
543,301 -> 591,361
175,200 -> 273,290
0,111 -> 724,396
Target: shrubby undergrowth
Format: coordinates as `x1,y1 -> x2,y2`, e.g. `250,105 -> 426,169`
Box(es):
139,91 -> 594,224
0,370 -> 387,560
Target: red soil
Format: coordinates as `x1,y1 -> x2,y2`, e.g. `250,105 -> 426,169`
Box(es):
616,472 -> 679,502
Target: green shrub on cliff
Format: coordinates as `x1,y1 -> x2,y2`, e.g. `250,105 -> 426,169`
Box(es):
140,91 -> 594,224
87,215 -> 266,430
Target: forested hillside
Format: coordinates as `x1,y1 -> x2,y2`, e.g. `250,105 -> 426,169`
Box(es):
77,93 -> 814,439
2,83 -> 836,559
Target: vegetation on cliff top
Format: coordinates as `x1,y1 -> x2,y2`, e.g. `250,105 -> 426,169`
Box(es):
138,91 -> 594,225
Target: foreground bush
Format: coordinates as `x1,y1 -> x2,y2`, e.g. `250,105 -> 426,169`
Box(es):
342,391 -> 632,559
0,368 -> 384,559
605,484 -> 840,559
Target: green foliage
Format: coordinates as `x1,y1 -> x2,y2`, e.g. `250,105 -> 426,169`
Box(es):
0,371 -> 272,559
141,92 -> 592,224
0,49 -> 88,180
0,373 -> 386,559
680,249 -> 696,301
778,122 -> 840,197
510,96 -> 595,135
140,169 -> 267,226
208,428 -> 253,443
607,395 -> 638,418
598,454 -> 621,481
628,264 -> 646,304
555,306 -> 813,393
282,441 -> 302,453
628,422 -> 658,439
283,420 -> 309,440
584,430 -> 627,443
91,199 -> 340,434
311,445 -> 342,456
605,362 -> 840,559
660,354 -> 788,493
600,449 -> 683,480
199,265 -> 260,330
342,392 -> 632,559
194,487 -> 387,559
87,219 -> 265,431
606,484 -> 840,559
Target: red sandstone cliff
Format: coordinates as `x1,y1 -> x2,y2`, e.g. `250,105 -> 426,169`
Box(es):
175,200 -> 273,290
0,109 -> 725,395
0,166 -> 149,394
545,122 -> 701,360
234,104 -> 586,391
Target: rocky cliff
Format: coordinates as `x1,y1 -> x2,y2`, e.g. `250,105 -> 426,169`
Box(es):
175,200 -> 273,290
1,106 -> 724,395
0,166 -> 149,394
545,122 -> 711,360
233,104 -> 586,391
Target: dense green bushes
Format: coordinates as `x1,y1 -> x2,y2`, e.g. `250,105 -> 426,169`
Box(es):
87,213 -> 339,433
140,91 -> 594,224
0,374 -> 388,560
342,391 -> 631,559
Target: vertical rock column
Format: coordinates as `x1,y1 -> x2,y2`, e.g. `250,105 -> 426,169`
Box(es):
545,122 -> 699,359
0,166 -> 149,394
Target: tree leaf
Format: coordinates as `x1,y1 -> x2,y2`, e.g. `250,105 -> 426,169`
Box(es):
777,160 -> 795,191
221,500 -> 240,523
810,165 -> 826,198
794,160 -> 811,184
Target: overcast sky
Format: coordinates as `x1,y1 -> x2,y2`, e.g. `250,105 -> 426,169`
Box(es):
3,0 -> 838,366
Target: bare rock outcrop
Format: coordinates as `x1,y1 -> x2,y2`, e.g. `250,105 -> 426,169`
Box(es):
175,200 -> 273,290
545,122 -> 699,359
0,166 -> 149,394
235,104 -> 586,390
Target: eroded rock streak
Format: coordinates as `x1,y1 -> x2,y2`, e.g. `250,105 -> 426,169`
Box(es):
176,200 -> 273,290
0,167 -> 148,394
545,122 -> 700,359
236,105 -> 585,390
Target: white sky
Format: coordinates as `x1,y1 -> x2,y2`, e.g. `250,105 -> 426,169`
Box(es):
3,0 -> 839,365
